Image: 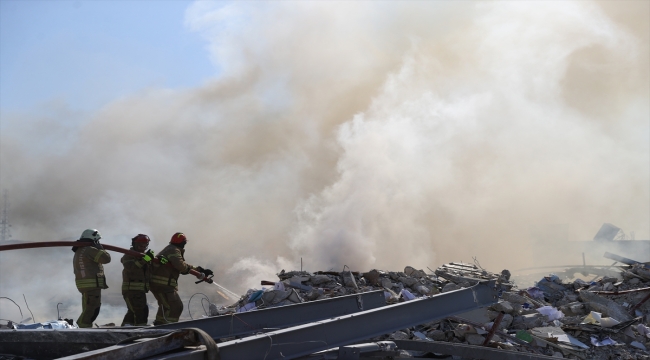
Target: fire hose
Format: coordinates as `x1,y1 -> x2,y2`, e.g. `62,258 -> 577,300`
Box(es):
0,241 -> 214,284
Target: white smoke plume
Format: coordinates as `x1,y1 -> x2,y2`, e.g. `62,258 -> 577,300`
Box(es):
0,1 -> 647,325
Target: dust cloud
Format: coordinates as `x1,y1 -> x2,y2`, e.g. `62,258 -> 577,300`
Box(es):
0,1 -> 648,324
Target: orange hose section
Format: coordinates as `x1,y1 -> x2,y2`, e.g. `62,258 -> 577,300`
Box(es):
0,241 -> 207,281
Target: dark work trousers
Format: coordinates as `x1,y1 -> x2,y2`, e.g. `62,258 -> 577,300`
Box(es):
121,290 -> 149,326
151,289 -> 183,325
77,289 -> 101,328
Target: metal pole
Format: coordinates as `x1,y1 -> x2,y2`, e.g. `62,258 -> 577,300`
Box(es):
482,312 -> 504,346
631,292 -> 650,314
603,252 -> 650,269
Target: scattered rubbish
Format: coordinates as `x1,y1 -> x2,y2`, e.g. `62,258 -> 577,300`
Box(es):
637,323 -> 650,338
590,336 -> 618,347
630,341 -> 647,350
581,311 -> 620,328
536,305 -> 564,321
236,302 -> 257,313
13,319 -> 77,329
400,288 -> 416,301
526,286 -> 545,300
194,257 -> 648,359
248,289 -> 264,303
412,331 -> 430,341
2,252 -> 650,359
555,334 -> 589,349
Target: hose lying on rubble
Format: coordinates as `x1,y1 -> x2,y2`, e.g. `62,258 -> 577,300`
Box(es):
0,241 -> 214,284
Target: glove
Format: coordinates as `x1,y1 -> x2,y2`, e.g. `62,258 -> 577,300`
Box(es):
158,255 -> 169,265
93,241 -> 104,250
196,266 -> 213,277
142,250 -> 155,263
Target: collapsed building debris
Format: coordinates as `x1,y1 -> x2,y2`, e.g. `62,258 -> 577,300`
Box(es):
1,252 -> 649,359
216,281 -> 497,359
155,290 -> 387,338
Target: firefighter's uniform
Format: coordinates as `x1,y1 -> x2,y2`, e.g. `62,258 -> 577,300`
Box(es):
120,249 -> 151,326
150,244 -> 195,324
73,245 -> 111,328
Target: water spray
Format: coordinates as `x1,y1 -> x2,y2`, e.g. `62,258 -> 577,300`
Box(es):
211,282 -> 240,301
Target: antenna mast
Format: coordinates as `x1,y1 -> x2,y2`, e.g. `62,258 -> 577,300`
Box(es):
0,190 -> 11,242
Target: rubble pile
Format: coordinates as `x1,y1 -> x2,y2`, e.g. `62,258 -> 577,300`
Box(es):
221,260 -> 650,359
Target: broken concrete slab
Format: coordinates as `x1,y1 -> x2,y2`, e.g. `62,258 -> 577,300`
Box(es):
578,290 -> 633,322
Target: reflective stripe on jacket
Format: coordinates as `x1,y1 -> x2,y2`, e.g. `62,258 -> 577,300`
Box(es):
150,244 -> 194,291
121,248 -> 151,292
151,274 -> 178,288
73,246 -> 111,291
75,277 -> 107,289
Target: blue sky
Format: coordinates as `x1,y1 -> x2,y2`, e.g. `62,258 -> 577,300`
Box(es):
0,0 -> 215,114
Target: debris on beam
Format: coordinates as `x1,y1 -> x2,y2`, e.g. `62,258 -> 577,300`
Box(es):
216,281 -> 498,360
3,253 -> 650,360
154,290 -> 386,339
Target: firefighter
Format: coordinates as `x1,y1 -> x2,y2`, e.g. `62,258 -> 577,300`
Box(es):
120,234 -> 156,326
72,229 -> 111,328
150,232 -> 213,325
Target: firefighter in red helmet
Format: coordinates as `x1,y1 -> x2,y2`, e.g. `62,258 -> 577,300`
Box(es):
120,234 -> 155,326
150,232 -> 213,324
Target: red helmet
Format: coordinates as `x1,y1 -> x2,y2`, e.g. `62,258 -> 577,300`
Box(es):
170,232 -> 187,244
132,234 -> 150,244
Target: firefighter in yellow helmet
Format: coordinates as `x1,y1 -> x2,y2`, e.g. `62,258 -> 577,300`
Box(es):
120,234 -> 155,326
72,229 -> 111,328
150,232 -> 213,325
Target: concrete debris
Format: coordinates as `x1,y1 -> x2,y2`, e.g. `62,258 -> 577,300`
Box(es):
2,253 -> 649,360
536,306 -> 565,321
214,257 -> 649,359
216,281 -> 498,359
634,265 -> 650,281
220,266 -> 449,314
579,289 -> 634,322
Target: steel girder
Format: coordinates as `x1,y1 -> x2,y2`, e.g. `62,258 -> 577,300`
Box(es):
391,340 -> 561,360
56,328 -> 219,360
154,290 -> 386,339
604,251 -> 650,269
0,328 -> 172,359
216,281 -> 498,360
